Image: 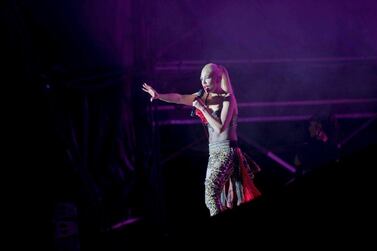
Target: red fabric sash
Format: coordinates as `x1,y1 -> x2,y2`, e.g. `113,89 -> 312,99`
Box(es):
195,109 -> 208,124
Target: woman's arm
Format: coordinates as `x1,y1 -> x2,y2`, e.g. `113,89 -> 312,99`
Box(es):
142,83 -> 197,106
193,94 -> 234,134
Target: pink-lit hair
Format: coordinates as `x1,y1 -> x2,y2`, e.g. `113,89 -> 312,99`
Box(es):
203,63 -> 238,114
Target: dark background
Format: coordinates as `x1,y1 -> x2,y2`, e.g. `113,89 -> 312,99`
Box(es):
3,0 -> 376,249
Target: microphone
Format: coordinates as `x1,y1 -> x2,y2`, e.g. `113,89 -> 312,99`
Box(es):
190,88 -> 205,117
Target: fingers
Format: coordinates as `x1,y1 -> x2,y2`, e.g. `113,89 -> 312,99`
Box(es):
192,100 -> 199,108
142,83 -> 151,93
142,82 -> 156,102
194,97 -> 205,105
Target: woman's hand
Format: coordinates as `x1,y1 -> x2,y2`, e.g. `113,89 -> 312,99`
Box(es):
192,97 -> 206,112
142,83 -> 159,102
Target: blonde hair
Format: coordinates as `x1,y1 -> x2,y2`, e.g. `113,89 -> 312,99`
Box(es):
203,63 -> 238,113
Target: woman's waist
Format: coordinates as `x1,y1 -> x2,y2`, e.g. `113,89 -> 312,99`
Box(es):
208,139 -> 238,152
208,129 -> 237,142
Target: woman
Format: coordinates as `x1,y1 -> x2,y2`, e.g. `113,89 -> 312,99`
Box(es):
142,63 -> 261,216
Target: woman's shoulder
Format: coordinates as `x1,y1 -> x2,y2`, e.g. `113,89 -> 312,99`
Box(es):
220,92 -> 233,101
208,92 -> 233,104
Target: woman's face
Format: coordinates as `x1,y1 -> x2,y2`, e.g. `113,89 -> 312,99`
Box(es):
200,67 -> 220,93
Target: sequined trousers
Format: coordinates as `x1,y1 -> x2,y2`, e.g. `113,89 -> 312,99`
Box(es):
205,140 -> 237,216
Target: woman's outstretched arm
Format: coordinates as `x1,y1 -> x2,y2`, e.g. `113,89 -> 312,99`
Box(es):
142,83 -> 197,106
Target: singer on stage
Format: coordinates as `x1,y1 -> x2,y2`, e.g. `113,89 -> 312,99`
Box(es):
142,63 -> 261,216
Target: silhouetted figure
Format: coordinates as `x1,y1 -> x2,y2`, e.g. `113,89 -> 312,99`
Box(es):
294,114 -> 339,177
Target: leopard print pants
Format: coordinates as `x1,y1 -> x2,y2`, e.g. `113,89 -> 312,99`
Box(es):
205,141 -> 235,216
